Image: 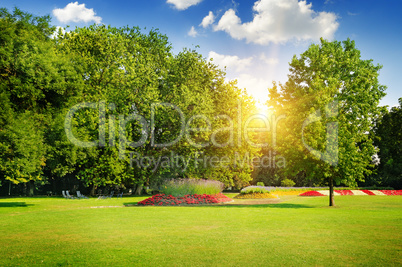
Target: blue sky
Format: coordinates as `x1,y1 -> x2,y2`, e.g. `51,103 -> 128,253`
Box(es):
2,0 -> 401,108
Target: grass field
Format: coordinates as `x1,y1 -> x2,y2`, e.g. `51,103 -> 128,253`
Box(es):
0,195 -> 401,266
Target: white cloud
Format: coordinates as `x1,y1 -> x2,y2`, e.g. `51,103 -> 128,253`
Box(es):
188,26 -> 198,37
200,11 -> 215,28
208,51 -> 253,72
167,0 -> 203,10
214,0 -> 339,45
261,53 -> 279,65
53,2 -> 102,24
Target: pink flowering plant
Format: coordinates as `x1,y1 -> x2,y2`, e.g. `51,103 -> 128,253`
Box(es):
334,190 -> 353,195
361,190 -> 375,195
299,191 -> 325,196
380,190 -> 402,196
298,189 -> 402,196
138,193 -> 231,206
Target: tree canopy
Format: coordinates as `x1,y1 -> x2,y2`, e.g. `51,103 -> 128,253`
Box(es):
371,98 -> 402,189
0,7 -> 81,194
268,38 -> 386,206
0,7 -> 259,195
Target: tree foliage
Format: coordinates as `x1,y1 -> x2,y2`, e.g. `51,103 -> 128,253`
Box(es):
2,7 -> 393,199
0,7 -> 259,195
268,38 -> 386,205
371,99 -> 402,189
0,8 -> 80,192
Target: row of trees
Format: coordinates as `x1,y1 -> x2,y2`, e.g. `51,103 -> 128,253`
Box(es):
0,8 -> 258,196
367,99 -> 402,189
0,8 -> 400,201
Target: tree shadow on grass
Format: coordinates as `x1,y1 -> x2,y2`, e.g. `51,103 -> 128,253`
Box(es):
0,202 -> 34,208
123,202 -> 313,209
216,203 -> 314,209
124,202 -> 140,207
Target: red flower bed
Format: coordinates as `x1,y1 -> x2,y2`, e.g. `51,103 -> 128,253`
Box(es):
379,190 -> 402,196
299,191 -> 325,196
361,190 -> 375,195
137,193 -> 232,206
334,190 -> 353,195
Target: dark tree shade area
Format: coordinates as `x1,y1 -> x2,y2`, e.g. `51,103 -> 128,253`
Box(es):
363,98 -> 402,189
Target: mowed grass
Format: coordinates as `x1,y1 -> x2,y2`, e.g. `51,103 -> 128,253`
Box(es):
0,195 -> 401,266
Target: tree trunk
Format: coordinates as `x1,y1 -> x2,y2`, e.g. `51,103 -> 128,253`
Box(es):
90,185 -> 97,197
135,184 -> 143,196
329,177 -> 335,206
28,181 -> 35,196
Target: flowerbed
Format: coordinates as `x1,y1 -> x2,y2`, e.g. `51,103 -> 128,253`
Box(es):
137,193 -> 232,206
299,190 -> 402,196
380,190 -> 402,196
162,179 -> 224,197
299,191 -> 326,196
234,193 -> 278,199
271,190 -> 307,196
360,190 -> 375,195
334,190 -> 353,195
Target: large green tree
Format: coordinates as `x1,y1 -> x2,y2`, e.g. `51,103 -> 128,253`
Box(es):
268,38 -> 386,206
51,24 -> 172,194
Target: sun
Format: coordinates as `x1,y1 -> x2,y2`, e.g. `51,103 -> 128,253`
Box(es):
255,100 -> 269,114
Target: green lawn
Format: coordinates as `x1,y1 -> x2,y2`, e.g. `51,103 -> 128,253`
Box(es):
0,195 -> 401,266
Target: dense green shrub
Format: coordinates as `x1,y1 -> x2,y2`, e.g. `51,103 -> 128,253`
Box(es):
256,182 -> 265,187
241,187 -> 270,194
281,179 -> 296,187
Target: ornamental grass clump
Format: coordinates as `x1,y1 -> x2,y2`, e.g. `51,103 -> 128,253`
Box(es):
162,179 -> 224,197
